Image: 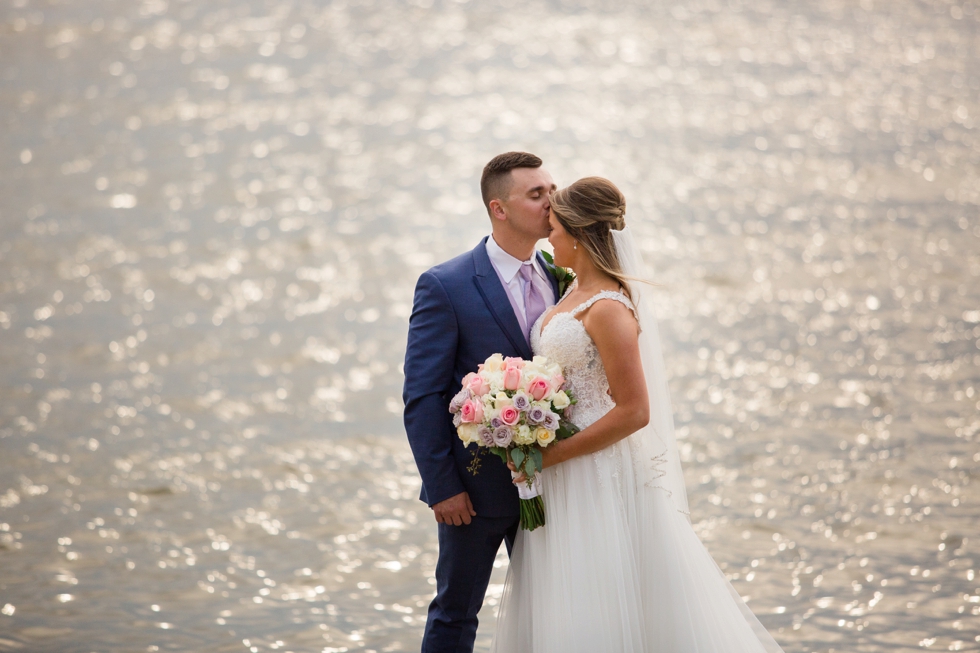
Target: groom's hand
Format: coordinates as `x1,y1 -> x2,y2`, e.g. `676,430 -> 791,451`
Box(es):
432,492 -> 476,526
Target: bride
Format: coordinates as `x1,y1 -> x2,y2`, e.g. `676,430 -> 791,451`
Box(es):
491,177 -> 784,653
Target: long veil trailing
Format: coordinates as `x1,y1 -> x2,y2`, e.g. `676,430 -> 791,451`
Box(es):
611,225 -> 690,516
612,225 -> 785,653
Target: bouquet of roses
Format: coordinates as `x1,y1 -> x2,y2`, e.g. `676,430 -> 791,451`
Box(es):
449,353 -> 578,530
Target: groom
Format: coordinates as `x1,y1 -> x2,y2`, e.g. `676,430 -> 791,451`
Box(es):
403,152 -> 558,652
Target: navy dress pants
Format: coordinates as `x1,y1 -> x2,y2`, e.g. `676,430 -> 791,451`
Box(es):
421,515 -> 519,653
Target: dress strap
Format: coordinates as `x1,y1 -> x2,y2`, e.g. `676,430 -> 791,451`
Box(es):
570,290 -> 639,323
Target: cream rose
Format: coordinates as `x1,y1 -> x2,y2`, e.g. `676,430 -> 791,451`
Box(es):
494,393 -> 513,408
483,353 -> 505,373
534,426 -> 556,446
458,423 -> 480,445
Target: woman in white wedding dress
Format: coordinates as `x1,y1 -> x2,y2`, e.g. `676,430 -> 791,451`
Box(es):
491,177 -> 784,653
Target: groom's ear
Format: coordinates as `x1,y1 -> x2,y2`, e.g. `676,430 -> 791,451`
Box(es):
488,198 -> 507,222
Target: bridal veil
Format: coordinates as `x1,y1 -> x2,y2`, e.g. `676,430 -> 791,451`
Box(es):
611,225 -> 689,517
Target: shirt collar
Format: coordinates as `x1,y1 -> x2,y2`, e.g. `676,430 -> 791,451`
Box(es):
486,235 -> 541,283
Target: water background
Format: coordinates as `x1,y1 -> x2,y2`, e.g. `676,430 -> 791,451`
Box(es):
1,0 -> 979,651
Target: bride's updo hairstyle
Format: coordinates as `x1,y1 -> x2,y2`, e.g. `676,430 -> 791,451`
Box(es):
549,176 -> 633,303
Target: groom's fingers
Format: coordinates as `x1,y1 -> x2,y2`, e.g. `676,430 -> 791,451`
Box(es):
450,510 -> 463,526
458,495 -> 475,525
432,492 -> 476,526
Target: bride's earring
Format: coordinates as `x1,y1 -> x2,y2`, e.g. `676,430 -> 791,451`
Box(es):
573,242 -> 577,250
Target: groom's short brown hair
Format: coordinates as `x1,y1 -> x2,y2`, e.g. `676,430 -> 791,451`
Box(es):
481,152 -> 543,214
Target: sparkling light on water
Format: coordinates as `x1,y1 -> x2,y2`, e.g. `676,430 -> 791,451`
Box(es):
1,0 -> 979,652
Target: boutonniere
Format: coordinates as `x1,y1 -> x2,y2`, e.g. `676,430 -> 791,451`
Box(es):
539,250 -> 576,297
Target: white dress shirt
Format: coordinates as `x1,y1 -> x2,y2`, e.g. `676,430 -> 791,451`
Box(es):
485,235 -> 557,336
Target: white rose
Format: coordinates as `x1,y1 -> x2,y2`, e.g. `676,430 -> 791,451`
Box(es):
551,390 -> 570,410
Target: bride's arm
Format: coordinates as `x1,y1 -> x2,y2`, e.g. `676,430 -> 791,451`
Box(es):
541,299 -> 649,469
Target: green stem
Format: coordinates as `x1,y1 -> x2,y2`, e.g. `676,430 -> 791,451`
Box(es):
519,496 -> 546,531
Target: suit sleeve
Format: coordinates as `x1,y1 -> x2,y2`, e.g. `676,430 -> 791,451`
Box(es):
402,270 -> 466,507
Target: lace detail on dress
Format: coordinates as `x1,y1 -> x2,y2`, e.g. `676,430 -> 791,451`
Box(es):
531,289 -> 637,431
570,290 -> 639,323
530,288 -> 643,487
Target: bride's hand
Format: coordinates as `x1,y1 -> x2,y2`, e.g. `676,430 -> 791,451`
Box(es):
506,458 -> 528,484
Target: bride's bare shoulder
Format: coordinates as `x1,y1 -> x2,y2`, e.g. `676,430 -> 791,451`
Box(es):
580,294 -> 639,337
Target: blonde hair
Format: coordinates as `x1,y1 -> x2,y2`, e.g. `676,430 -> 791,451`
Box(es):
549,177 -> 634,303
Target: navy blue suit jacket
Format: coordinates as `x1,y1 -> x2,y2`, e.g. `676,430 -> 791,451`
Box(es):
403,238 -> 559,518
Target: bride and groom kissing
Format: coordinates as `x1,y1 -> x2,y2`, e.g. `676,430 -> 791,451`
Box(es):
403,152 -> 785,652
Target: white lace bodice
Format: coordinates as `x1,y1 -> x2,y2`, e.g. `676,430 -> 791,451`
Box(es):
531,288 -> 638,429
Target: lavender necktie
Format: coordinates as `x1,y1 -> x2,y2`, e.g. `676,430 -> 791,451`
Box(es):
519,262 -> 547,342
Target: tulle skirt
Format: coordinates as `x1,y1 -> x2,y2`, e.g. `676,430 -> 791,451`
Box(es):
491,438 -> 784,653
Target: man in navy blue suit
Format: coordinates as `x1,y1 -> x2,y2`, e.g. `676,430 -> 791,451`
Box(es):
403,152 -> 559,652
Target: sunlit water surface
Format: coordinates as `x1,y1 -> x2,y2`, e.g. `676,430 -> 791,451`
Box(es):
1,0 -> 979,651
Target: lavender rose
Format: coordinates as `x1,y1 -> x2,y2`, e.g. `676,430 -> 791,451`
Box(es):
513,391 -> 531,412
478,425 -> 495,447
492,425 -> 514,447
542,411 -> 559,431
448,388 -> 469,414
526,405 -> 546,425
490,417 -> 503,429
452,412 -> 462,428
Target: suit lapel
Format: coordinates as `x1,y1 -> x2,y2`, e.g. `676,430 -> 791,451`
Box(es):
472,238 -> 534,360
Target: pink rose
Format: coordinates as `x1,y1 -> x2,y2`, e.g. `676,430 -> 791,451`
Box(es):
504,357 -> 525,370
499,405 -> 519,426
503,367 -> 523,391
528,376 -> 551,401
550,373 -> 565,391
460,399 -> 485,424
466,374 -> 490,397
